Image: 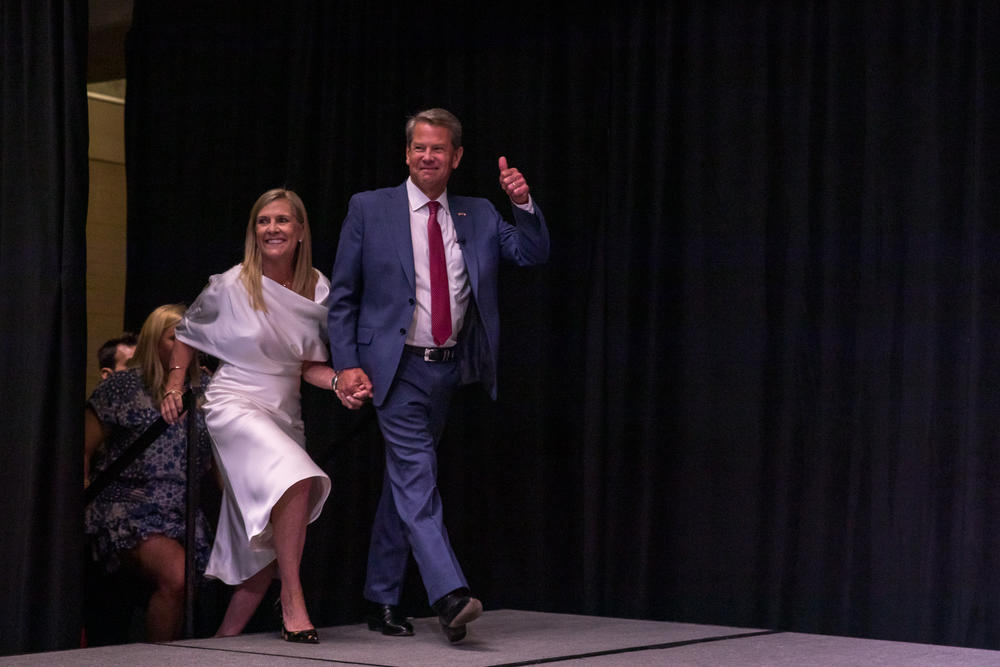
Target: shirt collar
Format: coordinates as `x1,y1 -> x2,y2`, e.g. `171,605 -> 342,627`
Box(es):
406,177 -> 450,215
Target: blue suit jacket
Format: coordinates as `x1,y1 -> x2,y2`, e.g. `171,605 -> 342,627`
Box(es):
328,182 -> 550,406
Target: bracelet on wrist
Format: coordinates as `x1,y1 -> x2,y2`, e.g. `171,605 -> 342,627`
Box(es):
168,366 -> 184,373
164,389 -> 183,398
331,371 -> 340,392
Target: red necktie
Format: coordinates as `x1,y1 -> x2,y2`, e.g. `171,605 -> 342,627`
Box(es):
427,200 -> 452,346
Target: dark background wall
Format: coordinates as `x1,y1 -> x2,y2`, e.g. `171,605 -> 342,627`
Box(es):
3,0 -> 1000,657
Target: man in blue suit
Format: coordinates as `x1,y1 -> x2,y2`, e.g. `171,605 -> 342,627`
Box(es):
328,108 -> 549,643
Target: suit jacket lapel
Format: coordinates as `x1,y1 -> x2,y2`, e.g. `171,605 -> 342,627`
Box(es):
386,184 -> 416,292
452,202 -> 478,293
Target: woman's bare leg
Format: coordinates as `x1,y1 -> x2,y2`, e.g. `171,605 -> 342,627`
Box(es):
214,561 -> 276,637
129,535 -> 186,642
271,478 -> 314,632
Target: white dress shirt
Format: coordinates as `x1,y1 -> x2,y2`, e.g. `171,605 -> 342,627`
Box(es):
405,178 -> 471,348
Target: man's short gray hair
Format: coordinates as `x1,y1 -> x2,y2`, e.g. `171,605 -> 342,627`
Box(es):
405,108 -> 463,149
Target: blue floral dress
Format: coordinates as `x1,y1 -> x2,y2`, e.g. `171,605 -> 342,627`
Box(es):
84,368 -> 214,575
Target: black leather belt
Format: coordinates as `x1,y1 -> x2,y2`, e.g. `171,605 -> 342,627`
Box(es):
404,344 -> 457,362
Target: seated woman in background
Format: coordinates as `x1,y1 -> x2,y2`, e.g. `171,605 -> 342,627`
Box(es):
84,303 -> 214,642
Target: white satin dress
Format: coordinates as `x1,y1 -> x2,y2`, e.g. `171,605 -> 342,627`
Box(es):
175,265 -> 332,585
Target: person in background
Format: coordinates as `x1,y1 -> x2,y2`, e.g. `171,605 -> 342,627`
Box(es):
328,108 -> 550,643
84,304 -> 213,642
85,332 -> 138,484
161,188 -> 348,643
97,332 -> 137,380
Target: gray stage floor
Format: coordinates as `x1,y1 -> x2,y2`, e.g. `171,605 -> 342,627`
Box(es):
3,609 -> 999,666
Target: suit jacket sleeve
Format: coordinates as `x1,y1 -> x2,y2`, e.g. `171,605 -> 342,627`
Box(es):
456,198 -> 550,399
327,194 -> 365,371
501,202 -> 550,266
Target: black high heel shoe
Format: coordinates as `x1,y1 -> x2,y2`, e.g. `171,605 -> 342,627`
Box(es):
275,599 -> 319,643
281,623 -> 319,644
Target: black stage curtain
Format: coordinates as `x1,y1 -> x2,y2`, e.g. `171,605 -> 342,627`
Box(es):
122,0 -> 1000,650
0,0 -> 90,657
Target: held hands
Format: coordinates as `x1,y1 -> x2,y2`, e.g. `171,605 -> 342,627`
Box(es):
334,367 -> 373,410
499,156 -> 530,205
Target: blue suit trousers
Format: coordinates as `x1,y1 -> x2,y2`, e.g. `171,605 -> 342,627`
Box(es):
363,352 -> 467,605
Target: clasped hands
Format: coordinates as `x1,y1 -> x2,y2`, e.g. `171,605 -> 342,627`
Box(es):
335,367 -> 372,410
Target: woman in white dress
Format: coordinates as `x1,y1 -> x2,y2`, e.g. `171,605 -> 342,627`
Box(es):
161,188 -> 348,643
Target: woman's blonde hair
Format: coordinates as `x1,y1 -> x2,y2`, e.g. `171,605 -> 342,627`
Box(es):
128,303 -> 199,403
239,188 -> 317,311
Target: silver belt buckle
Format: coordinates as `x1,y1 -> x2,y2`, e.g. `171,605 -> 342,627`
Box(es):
424,348 -> 435,362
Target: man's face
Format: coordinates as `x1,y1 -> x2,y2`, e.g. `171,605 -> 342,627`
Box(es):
406,121 -> 463,199
101,343 -> 136,379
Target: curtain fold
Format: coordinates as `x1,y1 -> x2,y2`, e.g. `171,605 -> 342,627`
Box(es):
0,0 -> 89,656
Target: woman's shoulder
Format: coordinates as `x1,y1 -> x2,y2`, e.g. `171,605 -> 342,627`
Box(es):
311,268 -> 330,297
198,264 -> 243,290
215,264 -> 244,285
311,268 -> 330,290
92,367 -> 143,394
183,265 -> 245,320
88,368 -> 147,411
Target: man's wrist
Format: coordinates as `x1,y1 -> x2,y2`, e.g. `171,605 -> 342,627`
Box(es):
513,195 -> 534,213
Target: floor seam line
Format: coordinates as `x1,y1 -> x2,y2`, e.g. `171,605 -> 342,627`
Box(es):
488,629 -> 783,666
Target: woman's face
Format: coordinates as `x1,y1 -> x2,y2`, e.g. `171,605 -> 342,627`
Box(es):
255,198 -> 303,269
158,325 -> 176,371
